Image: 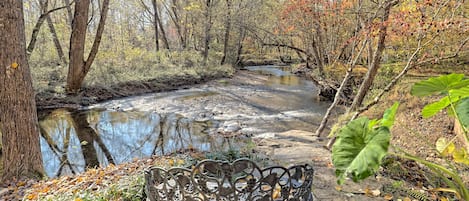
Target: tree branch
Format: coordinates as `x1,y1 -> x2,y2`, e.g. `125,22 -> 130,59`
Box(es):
83,0 -> 110,74
26,0 -> 75,59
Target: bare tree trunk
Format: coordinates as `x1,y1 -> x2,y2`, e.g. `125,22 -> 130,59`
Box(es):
310,38 -> 324,74
315,39 -> 368,136
202,0 -> 213,65
155,1 -> 170,49
349,1 -> 395,112
235,27 -> 246,65
170,0 -> 186,49
141,0 -> 169,50
221,0 -> 232,65
63,0 -> 74,25
156,11 -> 170,50
151,0 -> 159,51
46,16 -> 67,64
161,0 -> 185,49
0,0 -> 44,180
26,14 -> 47,59
67,0 -> 110,93
26,0 -> 72,60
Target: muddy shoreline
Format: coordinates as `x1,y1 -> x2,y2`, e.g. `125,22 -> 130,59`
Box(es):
35,71 -> 232,111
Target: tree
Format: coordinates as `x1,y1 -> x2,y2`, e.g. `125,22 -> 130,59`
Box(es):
220,0 -> 232,65
66,0 -> 110,93
0,0 -> 44,180
163,0 -> 187,49
151,0 -> 160,51
202,0 -> 214,65
348,0 -> 397,111
26,0 -> 71,63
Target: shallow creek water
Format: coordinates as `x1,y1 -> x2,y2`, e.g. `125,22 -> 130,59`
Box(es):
38,65 -> 331,177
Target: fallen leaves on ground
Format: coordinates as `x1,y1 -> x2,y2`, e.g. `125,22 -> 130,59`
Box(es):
1,154 -> 192,201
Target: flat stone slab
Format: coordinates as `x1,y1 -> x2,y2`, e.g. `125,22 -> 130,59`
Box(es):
254,130 -> 384,201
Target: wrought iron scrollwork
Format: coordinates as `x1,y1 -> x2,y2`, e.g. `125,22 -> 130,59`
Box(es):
144,158 -> 314,201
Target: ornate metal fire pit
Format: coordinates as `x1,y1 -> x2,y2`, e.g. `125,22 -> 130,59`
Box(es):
144,158 -> 314,201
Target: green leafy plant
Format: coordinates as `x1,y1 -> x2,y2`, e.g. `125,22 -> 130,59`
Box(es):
332,73 -> 469,200
332,102 -> 398,184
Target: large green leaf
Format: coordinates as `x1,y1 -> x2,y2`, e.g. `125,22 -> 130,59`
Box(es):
450,86 -> 469,99
456,98 -> 469,130
381,102 -> 399,128
332,117 -> 391,184
411,74 -> 469,97
421,96 -> 452,118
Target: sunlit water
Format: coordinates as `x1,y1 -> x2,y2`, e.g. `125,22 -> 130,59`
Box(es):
38,65 -> 329,177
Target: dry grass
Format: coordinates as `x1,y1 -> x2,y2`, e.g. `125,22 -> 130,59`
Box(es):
29,50 -> 235,94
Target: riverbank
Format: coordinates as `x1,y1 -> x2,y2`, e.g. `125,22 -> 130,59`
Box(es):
35,65 -> 235,110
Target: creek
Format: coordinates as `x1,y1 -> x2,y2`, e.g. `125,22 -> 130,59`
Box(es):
38,65 -> 331,177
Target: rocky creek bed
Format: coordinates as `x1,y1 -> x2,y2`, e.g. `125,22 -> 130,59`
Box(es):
2,67 -> 390,200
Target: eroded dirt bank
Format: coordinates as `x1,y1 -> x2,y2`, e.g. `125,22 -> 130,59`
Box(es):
35,70 -> 232,110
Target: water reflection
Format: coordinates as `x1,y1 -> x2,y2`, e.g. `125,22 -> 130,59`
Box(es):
244,65 -> 302,86
39,109 -> 231,177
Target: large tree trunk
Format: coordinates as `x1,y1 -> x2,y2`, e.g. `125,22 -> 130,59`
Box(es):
67,0 -> 110,93
67,0 -> 89,93
220,0 -> 232,65
0,0 -> 44,180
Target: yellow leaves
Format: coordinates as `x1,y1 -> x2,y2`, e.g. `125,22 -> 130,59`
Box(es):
439,197 -> 449,201
272,185 -> 281,199
168,158 -> 185,166
11,62 -> 19,69
453,148 -> 469,165
41,186 -> 50,193
403,197 -> 412,201
75,176 -> 85,183
17,181 -> 26,187
74,198 -> 83,201
383,193 -> 393,200
435,137 -> 469,165
364,187 -> 381,197
436,137 -> 455,156
183,2 -> 201,11
399,0 -> 418,13
26,193 -> 38,200
334,185 -> 342,191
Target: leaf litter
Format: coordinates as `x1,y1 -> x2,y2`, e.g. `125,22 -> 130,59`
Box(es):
1,154 -> 194,201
